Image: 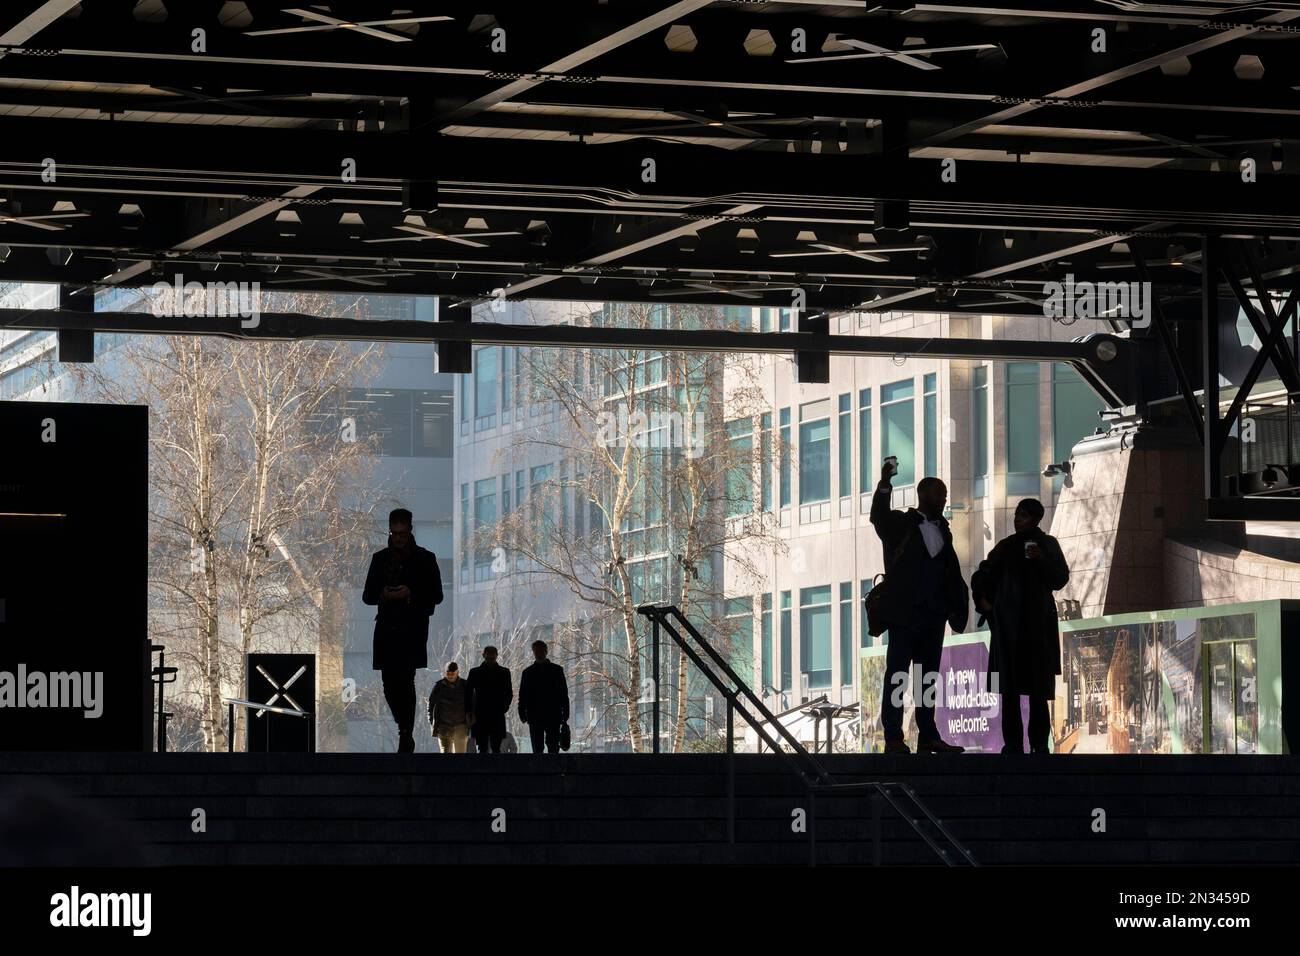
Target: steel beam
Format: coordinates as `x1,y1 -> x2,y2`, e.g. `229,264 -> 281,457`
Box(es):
1133,249 -> 1202,444
0,306 -> 1137,404
1203,237 -> 1222,501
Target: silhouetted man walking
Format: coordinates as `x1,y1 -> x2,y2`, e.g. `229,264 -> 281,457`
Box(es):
870,460 -> 969,754
518,640 -> 569,754
465,646 -> 512,753
362,508 -> 443,754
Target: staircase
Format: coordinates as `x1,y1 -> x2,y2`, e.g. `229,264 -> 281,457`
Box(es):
3,752 -> 1299,866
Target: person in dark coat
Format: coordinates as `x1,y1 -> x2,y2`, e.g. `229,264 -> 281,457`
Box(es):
361,508 -> 444,754
518,640 -> 570,754
465,646 -> 513,753
971,498 -> 1070,754
427,662 -> 471,753
869,459 -> 970,754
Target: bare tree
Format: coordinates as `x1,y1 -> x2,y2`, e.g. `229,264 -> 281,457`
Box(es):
71,288 -> 384,751
489,301 -> 782,752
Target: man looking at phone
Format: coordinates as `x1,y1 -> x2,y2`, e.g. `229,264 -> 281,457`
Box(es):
362,508 -> 444,753
869,458 -> 969,754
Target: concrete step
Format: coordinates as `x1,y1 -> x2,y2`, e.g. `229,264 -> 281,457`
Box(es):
4,753 -> 1298,865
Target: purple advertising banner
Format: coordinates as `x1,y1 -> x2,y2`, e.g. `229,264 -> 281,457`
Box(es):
860,637 -> 1029,753
933,640 -> 1028,753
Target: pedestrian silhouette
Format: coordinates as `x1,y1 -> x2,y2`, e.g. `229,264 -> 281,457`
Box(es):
362,508 -> 443,753
465,646 -> 513,753
971,498 -> 1070,754
518,640 -> 570,753
869,459 -> 969,754
428,662 -> 471,753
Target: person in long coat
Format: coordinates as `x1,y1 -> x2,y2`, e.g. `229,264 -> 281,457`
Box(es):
971,498 -> 1069,754
362,508 -> 444,753
518,639 -> 570,753
465,646 -> 513,753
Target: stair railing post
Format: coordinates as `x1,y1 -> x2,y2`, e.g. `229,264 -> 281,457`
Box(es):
726,697 -> 735,845
652,612 -> 660,754
155,648 -> 166,754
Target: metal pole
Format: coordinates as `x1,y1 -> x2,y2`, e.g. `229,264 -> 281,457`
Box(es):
155,650 -> 166,754
1203,236 -> 1222,500
228,702 -> 235,754
726,698 -> 735,845
652,615 -> 660,754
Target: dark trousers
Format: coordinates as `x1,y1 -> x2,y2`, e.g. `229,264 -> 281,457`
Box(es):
474,715 -> 506,753
529,721 -> 561,754
1001,694 -> 1051,752
381,667 -> 416,740
880,616 -> 946,743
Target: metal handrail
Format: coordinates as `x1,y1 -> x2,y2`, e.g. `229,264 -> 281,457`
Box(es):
637,602 -> 978,867
223,697 -> 312,754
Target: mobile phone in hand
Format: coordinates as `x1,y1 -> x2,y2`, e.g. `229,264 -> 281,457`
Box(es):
883,456 -> 899,477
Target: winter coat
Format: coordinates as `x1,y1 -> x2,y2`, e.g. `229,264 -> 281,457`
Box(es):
868,483 -> 970,633
971,529 -> 1069,700
518,659 -> 570,726
361,540 -> 443,670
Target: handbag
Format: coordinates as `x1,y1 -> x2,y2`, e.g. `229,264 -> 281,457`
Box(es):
558,721 -> 571,752
863,522 -> 917,637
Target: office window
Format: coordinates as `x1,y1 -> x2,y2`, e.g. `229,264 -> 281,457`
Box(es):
779,407 -> 791,508
500,347 -> 515,422
342,388 -> 452,458
474,346 -> 498,429
779,308 -> 792,332
726,596 -> 754,677
760,412 -> 772,511
531,464 -> 554,552
761,593 -> 773,693
858,388 -> 873,491
860,579 -> 873,648
573,464 -> 586,539
559,460 -> 570,535
837,393 -> 852,499
530,350 -> 544,415
1053,363 -> 1105,464
780,590 -> 792,693
880,379 -> 916,486
459,483 -> 470,583
839,582 -> 854,686
760,307 -> 773,333
473,478 -> 496,580
1006,362 -> 1041,496
923,372 -> 938,479
725,417 -> 753,518
798,399 -> 831,506
459,375 -> 469,434
972,365 -> 989,498
800,585 -> 833,690
515,470 -> 526,568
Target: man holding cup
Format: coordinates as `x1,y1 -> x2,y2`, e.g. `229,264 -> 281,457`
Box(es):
971,498 -> 1070,753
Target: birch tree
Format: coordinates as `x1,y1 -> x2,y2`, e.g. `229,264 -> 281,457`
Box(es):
490,301 -> 782,752
71,288 -> 384,751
